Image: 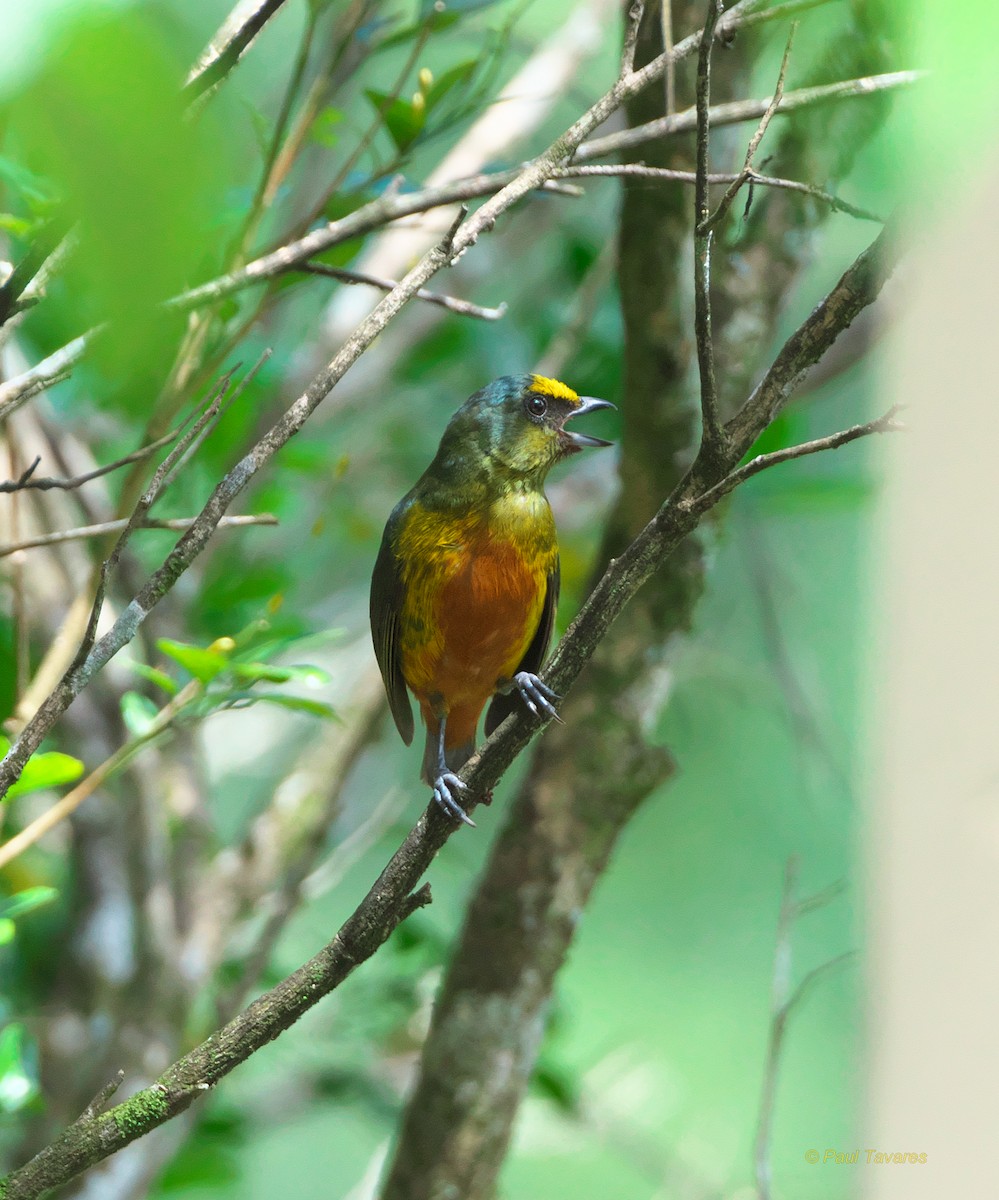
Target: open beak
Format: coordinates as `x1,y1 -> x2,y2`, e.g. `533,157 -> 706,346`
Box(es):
561,396 -> 616,449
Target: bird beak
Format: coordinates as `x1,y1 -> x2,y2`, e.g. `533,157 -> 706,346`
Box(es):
561,396 -> 616,449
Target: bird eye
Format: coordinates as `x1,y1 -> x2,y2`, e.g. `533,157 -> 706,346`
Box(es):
524,393 -> 548,419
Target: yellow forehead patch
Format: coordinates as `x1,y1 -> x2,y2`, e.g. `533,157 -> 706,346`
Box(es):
529,375 -> 579,404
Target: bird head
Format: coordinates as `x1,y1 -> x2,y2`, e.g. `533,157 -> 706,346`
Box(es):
434,374 -> 615,488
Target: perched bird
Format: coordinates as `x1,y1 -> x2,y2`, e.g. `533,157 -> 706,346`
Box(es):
370,374 -> 614,825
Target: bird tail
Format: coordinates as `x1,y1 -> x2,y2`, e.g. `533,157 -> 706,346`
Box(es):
420,713 -> 476,784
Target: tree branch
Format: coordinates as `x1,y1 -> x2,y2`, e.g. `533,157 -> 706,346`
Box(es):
0,331 -> 97,423
694,405 -> 904,511
0,429 -> 178,494
295,262 -> 507,321
551,163 -> 883,221
702,21 -> 796,232
574,69 -> 922,162
0,514 -> 277,559
184,0 -> 292,100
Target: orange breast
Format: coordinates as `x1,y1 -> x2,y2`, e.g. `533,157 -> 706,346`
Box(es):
399,529 -> 545,711
431,537 -> 543,705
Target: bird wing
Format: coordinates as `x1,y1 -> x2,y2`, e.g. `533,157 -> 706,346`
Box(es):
370,514 -> 415,745
484,562 -> 560,736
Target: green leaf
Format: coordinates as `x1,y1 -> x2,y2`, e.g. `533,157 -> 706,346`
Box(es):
157,638 -> 228,683
0,156 -> 59,207
310,107 -> 343,147
0,738 -> 85,801
376,11 -> 460,51
120,691 -> 160,737
0,1024 -> 38,1114
425,60 -> 477,109
0,212 -> 36,238
243,693 -> 336,718
230,662 -> 331,686
364,89 -> 425,153
0,887 -> 58,921
129,662 -> 179,696
0,919 -> 15,946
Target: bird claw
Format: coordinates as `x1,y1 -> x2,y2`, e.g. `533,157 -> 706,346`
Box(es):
513,671 -> 561,722
432,773 -> 475,827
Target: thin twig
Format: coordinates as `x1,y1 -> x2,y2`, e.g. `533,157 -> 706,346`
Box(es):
297,262 -> 506,321
550,163 -> 883,220
250,5 -> 318,219
184,0 -> 292,100
621,1 -> 645,76
0,218 -> 71,328
575,69 -> 923,163
0,331 -> 96,423
692,0 -> 727,465
0,514 -> 278,559
79,1072 -> 125,1123
0,429 -> 179,494
695,405 -> 904,511
325,20 -> 432,200
704,22 -> 797,231
69,370 -> 237,668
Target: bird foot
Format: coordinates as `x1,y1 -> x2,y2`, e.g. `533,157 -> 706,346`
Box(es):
432,773 -> 475,827
513,671 -> 562,722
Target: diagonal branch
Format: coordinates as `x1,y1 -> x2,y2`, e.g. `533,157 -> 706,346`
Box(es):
296,262 -> 507,321
184,0 -> 292,100
575,69 -> 922,162
694,405 -> 904,511
552,163 -> 884,221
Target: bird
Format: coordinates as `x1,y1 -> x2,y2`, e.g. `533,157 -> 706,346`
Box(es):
370,374 -> 614,826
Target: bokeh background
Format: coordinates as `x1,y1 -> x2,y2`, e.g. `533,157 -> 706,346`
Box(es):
1,1 -> 992,1198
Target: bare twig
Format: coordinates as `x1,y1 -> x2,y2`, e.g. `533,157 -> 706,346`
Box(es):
703,22 -> 797,231
692,0 -> 727,464
694,405 -> 904,511
551,163 -> 883,221
0,331 -> 96,423
0,218 -> 70,328
297,262 -> 506,321
185,0 -> 292,100
575,70 -> 923,162
70,370 -> 237,665
0,429 -> 178,494
78,1072 -> 125,1123
0,514 -> 278,559
621,1 -> 645,76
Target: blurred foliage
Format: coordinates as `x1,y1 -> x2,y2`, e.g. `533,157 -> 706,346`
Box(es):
0,0 -> 931,1197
